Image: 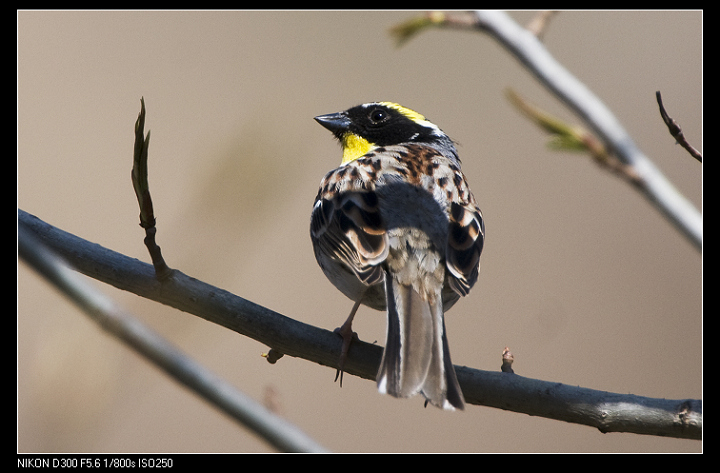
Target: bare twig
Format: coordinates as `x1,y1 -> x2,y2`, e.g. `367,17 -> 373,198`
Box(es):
131,98 -> 172,280
18,220 -> 328,453
656,91 -> 702,163
18,209 -> 702,440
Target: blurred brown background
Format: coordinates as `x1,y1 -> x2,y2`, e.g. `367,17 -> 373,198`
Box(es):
17,11 -> 701,453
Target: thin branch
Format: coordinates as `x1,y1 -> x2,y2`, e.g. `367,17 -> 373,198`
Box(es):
131,97 -> 172,280
392,11 -> 702,252
17,221 -> 328,453
656,91 -> 702,163
18,209 -> 702,440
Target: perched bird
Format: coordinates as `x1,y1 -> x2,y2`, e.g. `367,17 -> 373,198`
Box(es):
310,102 -> 484,410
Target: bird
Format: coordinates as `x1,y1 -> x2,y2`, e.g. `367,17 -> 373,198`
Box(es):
309,102 -> 484,410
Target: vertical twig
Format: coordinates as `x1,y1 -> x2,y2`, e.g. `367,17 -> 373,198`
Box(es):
132,98 -> 172,280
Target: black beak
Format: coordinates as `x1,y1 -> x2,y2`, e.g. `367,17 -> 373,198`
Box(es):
314,112 -> 351,135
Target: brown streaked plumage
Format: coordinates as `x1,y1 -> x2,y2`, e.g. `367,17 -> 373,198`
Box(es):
310,102 -> 484,410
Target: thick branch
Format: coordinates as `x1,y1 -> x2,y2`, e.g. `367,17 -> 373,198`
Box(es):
18,209 -> 702,440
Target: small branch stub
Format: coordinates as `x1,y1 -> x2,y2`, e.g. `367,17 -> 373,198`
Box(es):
262,348 -> 285,364
501,347 -> 515,373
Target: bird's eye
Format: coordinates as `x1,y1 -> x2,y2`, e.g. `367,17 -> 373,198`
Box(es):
369,108 -> 387,123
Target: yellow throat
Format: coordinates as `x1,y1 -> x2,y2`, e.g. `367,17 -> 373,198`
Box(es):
340,133 -> 375,165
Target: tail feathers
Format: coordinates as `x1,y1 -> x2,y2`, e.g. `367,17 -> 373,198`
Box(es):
377,278 -> 465,410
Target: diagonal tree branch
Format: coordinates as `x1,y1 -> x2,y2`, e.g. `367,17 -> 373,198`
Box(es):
473,11 -> 702,251
18,209 -> 702,440
18,222 -> 328,453
392,11 -> 702,252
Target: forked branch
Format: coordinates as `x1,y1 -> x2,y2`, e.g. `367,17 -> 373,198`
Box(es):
392,11 -> 702,251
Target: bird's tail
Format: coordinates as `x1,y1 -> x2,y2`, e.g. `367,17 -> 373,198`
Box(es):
377,277 -> 465,410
